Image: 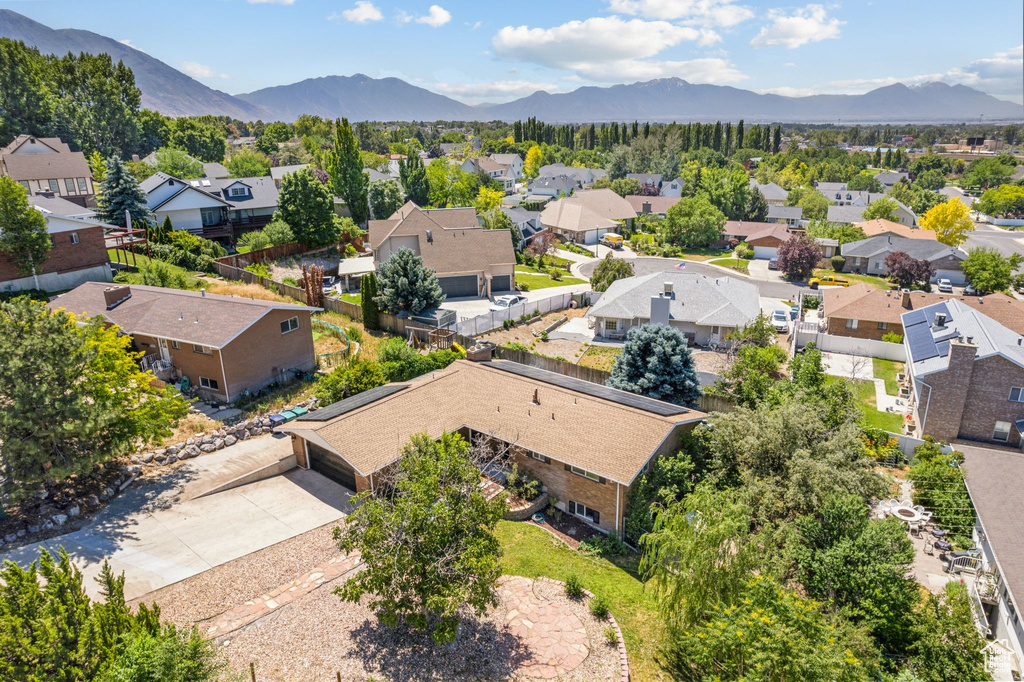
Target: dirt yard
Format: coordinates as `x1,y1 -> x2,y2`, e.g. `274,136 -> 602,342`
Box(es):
270,246 -> 349,282
477,308 -> 590,362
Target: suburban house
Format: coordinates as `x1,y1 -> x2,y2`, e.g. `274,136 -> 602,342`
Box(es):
822,285 -> 1024,341
660,177 -> 686,197
461,157 -> 515,193
750,179 -> 788,205
586,272 -> 759,346
539,189 -> 637,245
489,153 -> 523,181
270,164 -> 310,188
369,201 -> 516,297
536,164 -> 607,187
745,223 -> 794,259
141,173 -> 279,239
0,135 -> 94,207
624,195 -> 681,220
526,174 -> 579,198
48,283 -> 318,402
840,235 -> 967,284
500,206 -> 546,248
828,201 -> 917,226
720,220 -> 775,246
816,181 -> 848,194
820,189 -> 887,206
903,298 -> 1024,447
140,151 -> 229,180
766,204 -> 802,226
961,448 -> 1024,676
856,218 -> 937,240
280,358 -> 707,537
627,173 -> 662,192
875,171 -> 910,188
0,196 -> 113,293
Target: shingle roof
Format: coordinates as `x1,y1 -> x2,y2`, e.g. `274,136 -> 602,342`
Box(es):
528,175 -> 578,193
903,298 -> 1024,376
1,135 -> 71,155
28,195 -> 96,218
875,171 -> 909,185
587,272 -> 760,328
825,283 -> 1024,330
202,162 -> 230,179
751,180 -> 788,201
745,224 -> 792,244
270,164 -> 310,181
282,359 -> 704,483
828,205 -> 868,224
209,177 -> 280,211
767,204 -> 802,220
840,235 -> 965,262
47,282 -> 315,348
466,156 -> 506,173
816,182 -> 847,193
624,195 -> 680,214
540,189 -> 637,234
490,153 -> 522,166
722,220 -> 775,238
627,173 -> 662,186
856,218 -> 937,240
1,140 -> 91,182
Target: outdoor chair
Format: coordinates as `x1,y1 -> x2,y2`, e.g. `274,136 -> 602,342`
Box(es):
919,511 -> 933,524
909,522 -> 921,537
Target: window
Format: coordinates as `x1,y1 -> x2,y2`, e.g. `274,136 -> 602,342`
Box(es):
845,319 -> 859,330
569,465 -> 602,483
1010,388 -> 1024,403
19,181 -> 29,190
77,177 -> 87,191
193,344 -> 213,355
69,232 -> 79,245
170,340 -> 181,350
280,316 -> 299,334
605,319 -> 618,332
48,179 -> 59,193
877,321 -> 888,330
531,452 -> 550,464
994,421 -> 1011,442
64,178 -> 75,193
199,377 -> 219,390
567,500 -> 600,524
230,186 -> 248,197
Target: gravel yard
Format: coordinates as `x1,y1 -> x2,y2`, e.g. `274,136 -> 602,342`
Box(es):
692,349 -> 731,377
477,309 -> 590,363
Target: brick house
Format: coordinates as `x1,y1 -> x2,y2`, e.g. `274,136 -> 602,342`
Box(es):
0,135 -> 94,207
840,235 -> 968,284
280,359 -> 706,538
0,196 -> 113,293
823,285 -> 1024,341
48,283 -> 318,402
903,298 -> 1024,447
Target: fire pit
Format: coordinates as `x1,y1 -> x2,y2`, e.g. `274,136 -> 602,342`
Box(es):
893,506 -> 923,523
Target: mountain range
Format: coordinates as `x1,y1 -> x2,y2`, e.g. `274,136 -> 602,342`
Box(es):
3,9 -> 1022,125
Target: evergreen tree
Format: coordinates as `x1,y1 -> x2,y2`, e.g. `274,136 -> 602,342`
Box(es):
360,272 -> 380,329
274,168 -> 338,247
724,122 -> 733,156
0,177 -> 51,278
95,157 -> 152,228
712,121 -> 723,151
326,117 -> 370,224
607,323 -> 701,406
883,148 -> 894,169
736,119 -> 745,149
643,121 -> 650,138
773,125 -> 782,153
374,247 -> 444,314
873,147 -> 882,167
744,188 -> 769,222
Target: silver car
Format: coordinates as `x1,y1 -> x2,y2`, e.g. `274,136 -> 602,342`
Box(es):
937,279 -> 953,293
771,309 -> 789,333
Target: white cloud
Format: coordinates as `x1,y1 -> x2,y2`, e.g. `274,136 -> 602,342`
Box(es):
607,0 -> 755,28
432,79 -> 560,102
783,61 -> 797,67
331,1 -> 383,23
757,85 -> 815,97
581,57 -> 746,83
750,4 -> 843,49
118,39 -> 142,51
181,61 -> 228,79
470,20 -> 482,30
396,10 -> 412,23
416,5 -> 451,27
246,0 -> 296,4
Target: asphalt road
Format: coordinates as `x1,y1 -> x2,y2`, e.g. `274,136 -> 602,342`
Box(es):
578,257 -> 804,299
964,227 -> 1024,262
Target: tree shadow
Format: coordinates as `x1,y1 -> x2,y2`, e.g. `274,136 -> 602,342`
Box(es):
347,614 -> 532,681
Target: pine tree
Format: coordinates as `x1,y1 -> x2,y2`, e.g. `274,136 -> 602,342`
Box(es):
712,121 -> 723,151
736,119 -> 745,149
606,323 -> 700,407
360,272 -> 380,329
326,118 -> 369,225
883,148 -> 894,169
873,147 -> 882,168
374,247 -> 444,314
643,121 -> 650,138
724,122 -> 733,156
632,120 -> 639,138
95,157 -> 152,228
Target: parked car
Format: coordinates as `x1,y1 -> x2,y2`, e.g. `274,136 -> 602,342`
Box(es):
963,284 -> 984,296
768,257 -> 779,270
771,309 -> 790,333
937,278 -> 953,293
321,275 -> 337,293
808,274 -> 850,289
489,294 -> 528,312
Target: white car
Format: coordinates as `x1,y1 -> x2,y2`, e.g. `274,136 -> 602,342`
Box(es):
489,294 -> 527,312
937,279 -> 953,293
771,309 -> 790,333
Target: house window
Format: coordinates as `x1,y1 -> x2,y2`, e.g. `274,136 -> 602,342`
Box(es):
605,319 -> 618,332
77,178 -> 87,191
49,235 -> 56,247
877,321 -> 888,330
199,377 -> 219,390
569,465 -> 602,482
170,340 -> 181,350
230,187 -> 247,197
993,421 -> 1011,442
68,232 -> 79,245
567,500 -> 600,524
193,344 -> 213,355
280,316 -> 299,334
19,181 -> 29,190
1009,388 -> 1024,403
48,179 -> 59,193
64,178 -> 75,193
845,319 -> 859,330
531,452 -> 550,464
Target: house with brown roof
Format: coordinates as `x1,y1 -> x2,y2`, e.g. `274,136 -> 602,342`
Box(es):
369,202 -> 516,298
540,189 -> 637,245
461,157 -> 515,193
280,358 -> 706,537
840,235 -> 967,284
623,195 -> 680,219
48,283 -> 318,402
1,196 -> 114,293
856,218 -> 937,241
745,223 -> 794,259
0,135 -> 94,207
823,284 -> 1024,341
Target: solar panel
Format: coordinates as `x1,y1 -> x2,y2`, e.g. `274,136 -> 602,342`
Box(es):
907,328 -> 939,360
295,384 -> 408,422
901,309 -> 928,327
481,361 -> 690,417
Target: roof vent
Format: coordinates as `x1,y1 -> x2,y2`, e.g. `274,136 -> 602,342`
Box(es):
532,388 -> 540,405
642,201 -> 652,214
200,288 -> 206,297
966,336 -> 974,344
933,312 -> 947,329
426,229 -> 433,243
663,281 -> 673,297
103,285 -> 131,310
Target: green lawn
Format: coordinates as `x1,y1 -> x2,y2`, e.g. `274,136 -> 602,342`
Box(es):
339,292 -> 360,304
515,263 -> 572,276
497,521 -> 664,682
578,345 -> 622,371
813,268 -> 890,291
708,257 -> 750,275
515,272 -> 587,290
872,358 -> 905,396
828,376 -> 905,431
106,249 -> 199,287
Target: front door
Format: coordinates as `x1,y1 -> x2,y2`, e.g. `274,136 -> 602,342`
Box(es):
157,338 -> 171,363
710,326 -> 721,344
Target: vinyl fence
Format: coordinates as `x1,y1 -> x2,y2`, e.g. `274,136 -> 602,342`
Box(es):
795,329 -> 907,362
455,291 -> 599,336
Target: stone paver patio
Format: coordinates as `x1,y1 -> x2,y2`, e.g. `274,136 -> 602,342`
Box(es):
498,576 -> 591,679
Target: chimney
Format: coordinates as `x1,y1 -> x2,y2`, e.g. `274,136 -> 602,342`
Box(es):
642,200 -> 652,214
663,281 -> 674,298
901,290 -> 912,309
650,294 -> 671,326
932,312 -> 947,329
103,285 -> 131,310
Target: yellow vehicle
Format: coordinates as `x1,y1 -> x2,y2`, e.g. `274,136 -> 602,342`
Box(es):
808,274 -> 850,289
600,233 -> 623,248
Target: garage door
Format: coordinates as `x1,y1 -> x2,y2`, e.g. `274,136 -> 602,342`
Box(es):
307,442 -> 356,490
752,245 -> 778,259
934,269 -> 967,285
438,274 -> 478,297
491,275 -> 512,292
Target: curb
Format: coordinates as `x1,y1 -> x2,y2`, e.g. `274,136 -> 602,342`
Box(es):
534,576 -> 630,682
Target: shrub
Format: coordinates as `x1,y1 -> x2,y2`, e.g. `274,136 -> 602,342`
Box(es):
549,267 -> 562,281
237,229 -> 271,252
604,625 -> 618,646
519,282 -> 531,292
345,325 -> 363,344
830,254 -> 847,272
564,573 -> 584,600
802,296 -> 821,310
882,332 -> 904,344
579,535 -> 629,558
314,359 -> 387,404
244,262 -> 272,278
861,427 -> 903,462
503,341 -> 530,352
282,276 -> 299,286
540,330 -> 549,341
505,462 -> 540,502
0,288 -> 48,302
589,595 -> 610,620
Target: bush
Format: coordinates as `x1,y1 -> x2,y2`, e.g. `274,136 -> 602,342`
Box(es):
549,267 -> 562,281
519,282 -> 531,292
505,462 -> 540,502
540,330 -> 549,341
244,262 -> 272,278
802,297 -> 821,310
503,341 -> 530,352
0,288 -> 49,302
882,332 -> 904,344
861,427 -> 903,462
345,325 -> 363,344
314,359 -> 387,404
734,243 -> 753,259
282,276 -> 299,286
564,573 -> 584,599
579,534 -> 629,558
831,254 -> 847,272
604,625 -> 618,646
379,347 -> 462,383
589,595 -> 610,620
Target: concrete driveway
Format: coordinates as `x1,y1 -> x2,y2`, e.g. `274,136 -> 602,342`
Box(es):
747,258 -> 788,284
443,282 -> 593,319
0,435 -> 355,600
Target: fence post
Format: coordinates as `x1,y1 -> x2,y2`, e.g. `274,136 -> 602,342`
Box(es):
250,662 -> 256,682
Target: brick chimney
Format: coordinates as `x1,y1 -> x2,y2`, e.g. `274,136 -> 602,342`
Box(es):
901,290 -> 912,309
642,200 -> 652,214
103,285 -> 131,310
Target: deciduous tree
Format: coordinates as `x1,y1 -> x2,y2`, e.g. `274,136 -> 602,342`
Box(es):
152,147 -> 203,179
589,254 -> 634,292
919,198 -> 974,246
962,247 -> 1021,293
661,195 -> 726,248
776,234 -> 821,281
325,117 -> 370,224
523,145 -> 543,178
274,168 -> 338,247
848,174 -> 883,193
975,184 -> 1024,218
399,154 -> 429,205
0,177 -> 51,279
369,179 -> 405,219
909,582 -> 991,682
607,323 -> 701,406
884,251 -> 934,288
226,148 -> 271,178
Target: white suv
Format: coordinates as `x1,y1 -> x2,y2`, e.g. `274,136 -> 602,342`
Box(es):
489,295 -> 527,311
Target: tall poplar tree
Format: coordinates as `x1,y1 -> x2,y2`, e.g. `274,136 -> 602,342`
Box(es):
326,117 -> 369,225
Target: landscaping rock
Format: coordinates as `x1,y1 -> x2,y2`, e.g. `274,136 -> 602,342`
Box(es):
238,429 -> 250,441
126,465 -> 142,476
68,505 -> 80,517
4,533 -> 17,544
86,494 -> 99,507
133,454 -> 143,464
103,487 -> 114,499
142,452 -> 154,463
165,453 -> 179,464
224,435 -> 237,446
186,437 -> 195,446
41,520 -> 53,531
26,524 -> 39,534
214,438 -> 225,450
52,514 -> 68,526
156,448 -> 167,457
201,435 -> 214,445
249,427 -> 261,438
261,426 -> 272,434
199,443 -> 216,453
186,445 -> 201,457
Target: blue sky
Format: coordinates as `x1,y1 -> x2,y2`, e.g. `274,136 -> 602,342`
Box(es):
4,0 -> 1023,103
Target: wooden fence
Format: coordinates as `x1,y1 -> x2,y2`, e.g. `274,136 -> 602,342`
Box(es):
215,242 -> 308,269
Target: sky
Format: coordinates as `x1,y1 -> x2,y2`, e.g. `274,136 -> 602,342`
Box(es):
3,0 -> 1023,104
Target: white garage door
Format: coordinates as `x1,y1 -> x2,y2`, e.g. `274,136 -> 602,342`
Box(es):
753,245 -> 778,259
934,269 -> 967,285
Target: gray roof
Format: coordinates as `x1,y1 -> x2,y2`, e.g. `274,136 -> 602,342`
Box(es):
587,271 -> 760,328
207,177 -> 280,211
903,298 -> 1024,376
500,206 -> 540,226
751,180 -> 788,201
816,182 -> 847,193
627,173 -> 662,186
202,162 -> 230,179
529,175 -> 578,192
270,164 -> 310,181
819,189 -> 888,204
366,168 -> 402,185
28,195 -> 95,218
827,204 -> 867,224
767,204 -> 802,220
875,171 -> 909,186
489,153 -> 522,165
841,234 -> 965,261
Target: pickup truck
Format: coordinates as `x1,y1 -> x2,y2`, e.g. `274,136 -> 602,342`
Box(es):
808,274 -> 850,289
